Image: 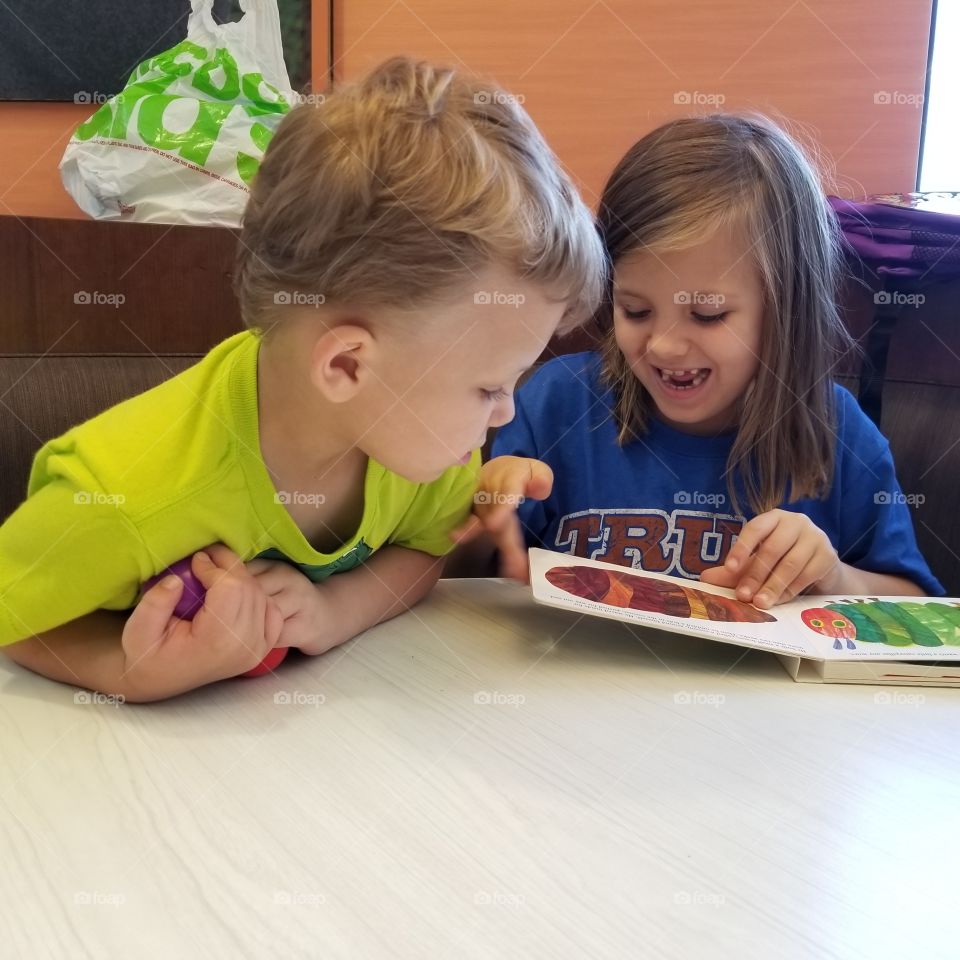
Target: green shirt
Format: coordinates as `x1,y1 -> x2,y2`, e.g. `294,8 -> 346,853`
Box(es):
0,331 -> 479,646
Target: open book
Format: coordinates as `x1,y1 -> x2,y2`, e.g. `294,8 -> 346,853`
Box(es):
528,548 -> 960,686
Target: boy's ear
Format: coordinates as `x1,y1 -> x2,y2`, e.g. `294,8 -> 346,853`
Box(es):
308,324 -> 376,402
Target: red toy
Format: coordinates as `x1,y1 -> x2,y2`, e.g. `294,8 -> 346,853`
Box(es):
144,557 -> 288,678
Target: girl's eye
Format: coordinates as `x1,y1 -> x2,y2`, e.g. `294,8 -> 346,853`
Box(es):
481,388 -> 509,402
621,307 -> 650,321
692,312 -> 729,324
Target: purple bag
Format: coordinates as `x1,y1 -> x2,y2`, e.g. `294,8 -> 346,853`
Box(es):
827,194 -> 960,426
828,194 -> 960,281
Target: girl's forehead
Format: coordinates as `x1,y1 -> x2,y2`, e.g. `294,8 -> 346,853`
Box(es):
614,231 -> 761,290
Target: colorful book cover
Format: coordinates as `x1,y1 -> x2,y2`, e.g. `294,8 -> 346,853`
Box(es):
528,548 -> 960,686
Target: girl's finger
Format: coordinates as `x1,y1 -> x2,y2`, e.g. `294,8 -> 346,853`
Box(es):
723,511 -> 782,572
735,523 -> 802,601
698,564 -> 739,589
751,541 -> 814,607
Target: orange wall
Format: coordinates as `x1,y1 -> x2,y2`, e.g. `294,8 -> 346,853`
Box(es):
0,103 -> 92,219
0,0 -> 934,219
333,0 -> 935,208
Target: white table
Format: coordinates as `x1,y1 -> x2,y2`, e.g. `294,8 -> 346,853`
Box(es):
2,578 -> 958,960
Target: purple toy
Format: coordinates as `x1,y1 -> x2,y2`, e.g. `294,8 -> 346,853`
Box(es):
142,555 -> 289,678
144,557 -> 207,620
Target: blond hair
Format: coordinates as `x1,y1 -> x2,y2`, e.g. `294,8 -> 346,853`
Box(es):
596,115 -> 854,515
235,56 -> 604,333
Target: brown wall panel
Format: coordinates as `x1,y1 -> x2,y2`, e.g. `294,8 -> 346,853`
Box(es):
0,217 -> 241,355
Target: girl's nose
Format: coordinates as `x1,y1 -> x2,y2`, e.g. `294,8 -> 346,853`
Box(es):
645,318 -> 690,362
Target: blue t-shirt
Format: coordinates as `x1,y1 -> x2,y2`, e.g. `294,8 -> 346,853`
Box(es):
492,352 -> 944,596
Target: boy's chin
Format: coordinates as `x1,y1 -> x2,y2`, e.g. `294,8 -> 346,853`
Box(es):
371,445 -> 475,484
382,458 -> 451,485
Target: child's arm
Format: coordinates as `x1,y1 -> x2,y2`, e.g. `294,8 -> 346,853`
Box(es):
248,546 -> 444,654
3,610 -> 132,695
447,456 -> 554,581
816,564 -> 926,598
2,547 -> 283,702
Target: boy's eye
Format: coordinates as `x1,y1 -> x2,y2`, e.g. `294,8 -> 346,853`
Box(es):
692,312 -> 729,324
481,387 -> 509,401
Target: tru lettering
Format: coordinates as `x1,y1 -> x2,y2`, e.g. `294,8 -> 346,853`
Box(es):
555,509 -> 744,579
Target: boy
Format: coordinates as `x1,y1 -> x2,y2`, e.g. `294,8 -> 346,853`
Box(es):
0,57 -> 603,701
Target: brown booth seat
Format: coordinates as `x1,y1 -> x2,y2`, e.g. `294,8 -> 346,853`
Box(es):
0,354 -> 199,523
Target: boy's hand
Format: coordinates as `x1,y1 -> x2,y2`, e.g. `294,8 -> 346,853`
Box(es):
700,509 -> 841,608
121,545 -> 283,696
452,455 -> 553,582
247,559 -> 341,655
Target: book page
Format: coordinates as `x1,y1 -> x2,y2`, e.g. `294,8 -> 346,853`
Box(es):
529,549 -> 960,663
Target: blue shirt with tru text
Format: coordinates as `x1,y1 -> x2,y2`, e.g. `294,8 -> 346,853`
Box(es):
491,352 -> 944,596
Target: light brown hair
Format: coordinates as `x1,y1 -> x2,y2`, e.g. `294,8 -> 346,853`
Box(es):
596,114 -> 855,515
235,56 -> 604,334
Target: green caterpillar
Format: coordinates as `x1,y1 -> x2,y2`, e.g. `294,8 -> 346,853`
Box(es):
802,600 -> 960,648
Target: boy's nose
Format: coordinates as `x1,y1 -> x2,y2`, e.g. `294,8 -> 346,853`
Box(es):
488,394 -> 516,429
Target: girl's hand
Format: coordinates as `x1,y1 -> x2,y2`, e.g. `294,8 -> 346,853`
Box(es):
246,558 -> 340,655
451,456 -> 553,582
121,545 -> 283,697
700,509 -> 841,608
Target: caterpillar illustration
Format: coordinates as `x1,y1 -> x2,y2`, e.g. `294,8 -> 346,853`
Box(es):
802,601 -> 960,649
545,565 -> 777,624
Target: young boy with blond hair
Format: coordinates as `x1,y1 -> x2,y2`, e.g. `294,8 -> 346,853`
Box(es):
0,57 -> 603,701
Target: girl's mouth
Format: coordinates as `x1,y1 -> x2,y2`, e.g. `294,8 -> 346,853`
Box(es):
655,367 -> 711,392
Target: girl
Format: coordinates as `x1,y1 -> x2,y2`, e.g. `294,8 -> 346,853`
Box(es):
457,115 -> 943,607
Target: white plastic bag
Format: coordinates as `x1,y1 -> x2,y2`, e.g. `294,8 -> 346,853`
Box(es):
60,0 -> 295,227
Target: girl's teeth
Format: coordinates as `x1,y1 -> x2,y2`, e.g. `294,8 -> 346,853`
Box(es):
659,368 -> 708,389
